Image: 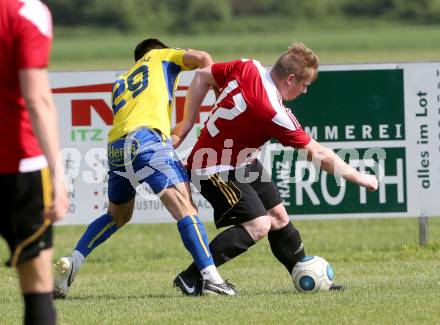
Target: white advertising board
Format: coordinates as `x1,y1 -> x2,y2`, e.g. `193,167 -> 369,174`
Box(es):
50,62 -> 440,225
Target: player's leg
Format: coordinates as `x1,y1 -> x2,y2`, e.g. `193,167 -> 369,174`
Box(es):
267,203 -> 346,291
71,146 -> 139,259
72,198 -> 135,259
205,165 -> 273,266
54,152 -> 137,298
160,182 -> 215,278
176,168 -> 270,294
68,199 -> 134,266
134,128 -> 235,295
0,171 -> 57,324
269,203 -> 346,290
182,160 -> 304,274
54,199 -> 135,298
17,249 -> 56,325
249,160 -> 306,274
267,203 -> 305,274
159,182 -> 236,295
202,214 -> 271,270
254,161 -> 345,290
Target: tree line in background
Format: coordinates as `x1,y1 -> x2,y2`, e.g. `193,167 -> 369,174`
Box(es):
46,0 -> 440,32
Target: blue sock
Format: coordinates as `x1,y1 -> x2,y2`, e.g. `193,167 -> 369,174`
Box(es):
177,215 -> 214,270
74,214 -> 118,257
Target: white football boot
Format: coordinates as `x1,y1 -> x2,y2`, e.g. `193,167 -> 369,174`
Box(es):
53,256 -> 76,299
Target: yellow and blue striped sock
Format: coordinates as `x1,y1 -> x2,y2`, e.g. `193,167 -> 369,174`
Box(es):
177,215 -> 214,270
74,214 -> 118,257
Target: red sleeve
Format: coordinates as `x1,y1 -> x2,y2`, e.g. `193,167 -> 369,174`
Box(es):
273,127 -> 312,148
15,2 -> 52,68
266,109 -> 312,148
211,60 -> 242,89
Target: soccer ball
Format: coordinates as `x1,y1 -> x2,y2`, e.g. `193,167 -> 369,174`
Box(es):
292,256 -> 334,292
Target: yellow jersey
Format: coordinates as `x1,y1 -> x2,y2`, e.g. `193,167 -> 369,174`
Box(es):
108,48 -> 190,142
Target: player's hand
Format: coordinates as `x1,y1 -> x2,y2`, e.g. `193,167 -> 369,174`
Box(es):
45,176 -> 69,222
171,121 -> 192,148
170,134 -> 181,148
360,173 -> 378,192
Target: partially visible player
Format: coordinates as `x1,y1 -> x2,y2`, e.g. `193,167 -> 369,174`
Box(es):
54,39 -> 236,298
171,42 -> 378,294
0,0 -> 69,324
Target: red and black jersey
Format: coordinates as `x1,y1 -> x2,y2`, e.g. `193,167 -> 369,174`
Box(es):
187,59 -> 311,173
0,0 -> 52,173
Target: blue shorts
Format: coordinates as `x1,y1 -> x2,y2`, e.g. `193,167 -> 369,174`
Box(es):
107,128 -> 189,204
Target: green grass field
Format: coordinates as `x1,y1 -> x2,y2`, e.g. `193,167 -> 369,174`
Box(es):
1,218 -> 440,324
2,16 -> 440,325
51,18 -> 440,71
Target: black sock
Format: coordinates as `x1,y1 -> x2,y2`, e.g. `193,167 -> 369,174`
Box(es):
185,225 -> 255,277
23,292 -> 56,325
267,222 -> 305,274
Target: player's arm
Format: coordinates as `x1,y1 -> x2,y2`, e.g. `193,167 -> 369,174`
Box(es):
19,68 -> 69,221
182,49 -> 214,69
171,66 -> 217,147
268,110 -> 378,191
303,138 -> 378,191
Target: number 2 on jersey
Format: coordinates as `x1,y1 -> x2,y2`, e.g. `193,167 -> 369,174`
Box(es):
112,65 -> 149,114
207,80 -> 247,137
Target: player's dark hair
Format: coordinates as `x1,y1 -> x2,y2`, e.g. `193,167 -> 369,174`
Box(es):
134,38 -> 169,61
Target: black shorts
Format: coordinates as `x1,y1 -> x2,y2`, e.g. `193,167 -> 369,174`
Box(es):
191,160 -> 282,228
0,169 -> 53,267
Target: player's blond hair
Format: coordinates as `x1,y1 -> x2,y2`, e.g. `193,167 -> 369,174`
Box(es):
272,42 -> 319,82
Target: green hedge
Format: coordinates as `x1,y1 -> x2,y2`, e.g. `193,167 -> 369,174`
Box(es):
45,0 -> 440,32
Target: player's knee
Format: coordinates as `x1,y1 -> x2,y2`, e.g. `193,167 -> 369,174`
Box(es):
254,220 -> 271,241
175,198 -> 199,220
170,205 -> 198,221
243,215 -> 271,242
185,205 -> 198,218
269,204 -> 290,230
271,212 -> 289,229
17,249 -> 53,293
107,200 -> 134,227
112,212 -> 131,228
161,186 -> 199,220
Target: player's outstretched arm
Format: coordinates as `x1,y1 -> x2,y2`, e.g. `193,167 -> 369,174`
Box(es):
20,68 -> 69,222
182,49 -> 214,69
303,138 -> 378,191
171,66 -> 218,148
